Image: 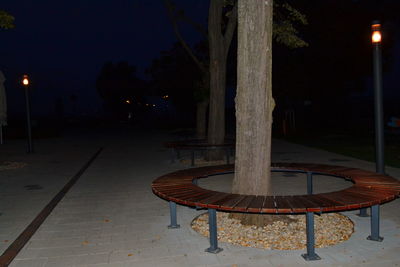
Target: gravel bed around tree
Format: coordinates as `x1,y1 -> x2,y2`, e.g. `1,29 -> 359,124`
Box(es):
191,212 -> 354,250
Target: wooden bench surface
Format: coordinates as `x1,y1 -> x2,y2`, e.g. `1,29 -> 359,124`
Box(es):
152,164 -> 400,214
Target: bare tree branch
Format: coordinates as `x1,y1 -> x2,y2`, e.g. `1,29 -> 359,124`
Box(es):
164,0 -> 206,73
223,2 -> 238,57
175,11 -> 208,40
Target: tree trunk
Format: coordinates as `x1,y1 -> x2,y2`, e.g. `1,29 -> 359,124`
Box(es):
231,0 -> 277,227
196,100 -> 208,139
207,0 -> 227,160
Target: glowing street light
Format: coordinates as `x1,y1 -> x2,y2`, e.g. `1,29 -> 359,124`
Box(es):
22,75 -> 29,86
371,23 -> 382,44
22,74 -> 33,153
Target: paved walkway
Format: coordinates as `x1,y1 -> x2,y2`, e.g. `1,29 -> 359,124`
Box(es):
0,126 -> 399,266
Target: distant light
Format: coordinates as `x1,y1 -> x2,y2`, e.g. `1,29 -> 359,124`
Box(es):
125,99 -> 131,104
145,103 -> 149,106
371,23 -> 381,43
22,74 -> 29,86
152,104 -> 156,107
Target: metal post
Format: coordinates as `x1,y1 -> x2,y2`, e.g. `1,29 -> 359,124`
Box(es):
24,86 -> 33,153
367,204 -> 383,241
372,20 -> 385,175
358,207 -> 369,217
302,212 -> 321,261
225,148 -> 230,164
205,209 -> 222,253
167,201 -> 180,229
307,172 -> 313,195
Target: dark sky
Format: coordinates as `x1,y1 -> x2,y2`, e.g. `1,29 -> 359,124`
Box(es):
1,1 -> 399,119
1,0 -> 209,117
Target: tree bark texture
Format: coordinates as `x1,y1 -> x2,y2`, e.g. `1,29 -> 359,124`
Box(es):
232,0 -> 274,196
196,100 -> 208,139
207,0 -> 226,154
206,0 -> 237,160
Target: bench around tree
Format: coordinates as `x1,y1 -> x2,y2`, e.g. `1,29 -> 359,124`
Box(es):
151,163 -> 400,261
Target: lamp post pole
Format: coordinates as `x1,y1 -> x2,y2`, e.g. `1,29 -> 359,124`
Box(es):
372,21 -> 385,174
22,75 -> 33,153
358,21 -> 385,218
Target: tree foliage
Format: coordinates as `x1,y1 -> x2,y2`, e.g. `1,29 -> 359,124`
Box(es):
147,43 -> 204,113
96,62 -> 147,115
0,10 -> 15,29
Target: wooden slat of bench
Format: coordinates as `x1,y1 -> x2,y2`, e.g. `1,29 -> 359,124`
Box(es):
170,189 -> 208,201
351,186 -> 400,197
319,192 -> 363,210
247,196 -> 266,213
344,188 -> 396,203
210,194 -> 243,210
220,195 -> 247,209
290,196 -> 322,212
339,191 -> 378,207
155,188 -> 196,199
306,195 -> 348,212
196,193 -> 231,208
207,194 -> 239,209
346,186 -> 394,196
152,184 -> 194,191
234,196 -> 256,212
274,196 -> 294,213
155,186 -> 197,196
182,190 -> 217,203
261,196 -> 277,213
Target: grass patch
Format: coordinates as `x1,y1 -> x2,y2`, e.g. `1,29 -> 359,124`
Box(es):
282,131 -> 400,168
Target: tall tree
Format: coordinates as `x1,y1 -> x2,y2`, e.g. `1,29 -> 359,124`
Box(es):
207,0 -> 238,159
165,0 -> 237,142
165,0 -> 211,138
231,0 -> 274,226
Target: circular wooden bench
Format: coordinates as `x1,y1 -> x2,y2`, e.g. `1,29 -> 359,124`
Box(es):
165,139 -> 235,166
152,163 -> 400,260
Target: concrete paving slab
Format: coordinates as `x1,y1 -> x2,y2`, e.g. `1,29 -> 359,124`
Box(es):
0,127 -> 399,266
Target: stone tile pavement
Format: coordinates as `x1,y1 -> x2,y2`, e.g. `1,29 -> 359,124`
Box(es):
0,128 -> 399,266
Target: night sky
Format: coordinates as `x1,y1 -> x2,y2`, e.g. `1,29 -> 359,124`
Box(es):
1,0 -> 208,117
1,1 -> 399,120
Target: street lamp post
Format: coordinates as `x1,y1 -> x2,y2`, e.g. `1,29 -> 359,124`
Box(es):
22,74 -> 33,153
358,21 -> 385,218
371,21 -> 385,175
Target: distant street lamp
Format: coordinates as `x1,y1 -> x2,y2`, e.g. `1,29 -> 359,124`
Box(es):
22,74 -> 33,153
371,21 -> 385,175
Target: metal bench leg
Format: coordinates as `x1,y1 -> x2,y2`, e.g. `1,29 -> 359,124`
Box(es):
205,209 -> 223,253
307,172 -> 313,195
191,150 -> 195,166
367,205 -> 383,241
168,201 -> 180,229
358,207 -> 369,217
225,149 -> 230,164
302,212 -> 321,261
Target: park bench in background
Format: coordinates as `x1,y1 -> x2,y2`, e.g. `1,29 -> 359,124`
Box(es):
152,163 -> 400,261
165,139 -> 235,166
